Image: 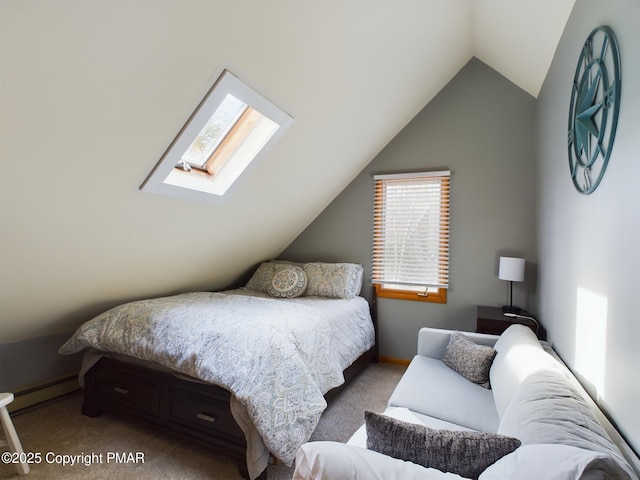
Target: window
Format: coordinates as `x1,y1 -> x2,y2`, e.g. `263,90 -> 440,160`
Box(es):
372,171 -> 450,303
141,70 -> 293,204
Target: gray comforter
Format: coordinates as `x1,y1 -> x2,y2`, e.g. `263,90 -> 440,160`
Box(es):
59,291 -> 355,466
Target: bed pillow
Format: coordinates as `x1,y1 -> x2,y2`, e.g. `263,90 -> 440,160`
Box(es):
244,261 -> 302,293
267,266 -> 308,298
365,411 -> 520,480
442,332 -> 497,389
303,262 -> 364,299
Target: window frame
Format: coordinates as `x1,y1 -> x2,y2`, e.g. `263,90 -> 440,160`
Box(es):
140,69 -> 293,204
374,283 -> 447,303
372,171 -> 450,304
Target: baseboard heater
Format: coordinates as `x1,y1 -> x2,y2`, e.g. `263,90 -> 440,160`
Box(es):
10,374 -> 80,414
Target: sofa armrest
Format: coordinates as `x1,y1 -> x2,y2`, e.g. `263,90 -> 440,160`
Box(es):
293,441 -> 471,480
417,327 -> 499,359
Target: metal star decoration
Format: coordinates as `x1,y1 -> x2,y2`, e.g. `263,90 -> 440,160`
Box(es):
567,26 -> 621,195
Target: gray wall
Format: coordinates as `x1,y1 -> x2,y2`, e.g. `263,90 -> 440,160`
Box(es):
536,0 -> 640,453
282,58 -> 538,360
0,333 -> 83,392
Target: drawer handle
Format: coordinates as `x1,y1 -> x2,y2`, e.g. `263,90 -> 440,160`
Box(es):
113,387 -> 129,395
197,412 -> 216,423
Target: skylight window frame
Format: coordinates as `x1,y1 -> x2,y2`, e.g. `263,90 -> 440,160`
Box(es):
140,69 -> 293,204
181,94 -> 249,170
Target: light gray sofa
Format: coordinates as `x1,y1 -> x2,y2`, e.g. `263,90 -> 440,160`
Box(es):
294,325 -> 640,480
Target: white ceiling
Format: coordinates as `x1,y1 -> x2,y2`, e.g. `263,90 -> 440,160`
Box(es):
1,0 -> 574,342
471,0 -> 575,97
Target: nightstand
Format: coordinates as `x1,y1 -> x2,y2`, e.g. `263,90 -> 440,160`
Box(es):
476,306 -> 545,340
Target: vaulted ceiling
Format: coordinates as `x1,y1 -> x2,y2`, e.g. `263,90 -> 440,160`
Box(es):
471,0 -> 575,97
1,0 -> 574,341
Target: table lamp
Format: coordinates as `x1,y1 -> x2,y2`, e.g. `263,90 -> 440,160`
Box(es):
499,256 -> 525,314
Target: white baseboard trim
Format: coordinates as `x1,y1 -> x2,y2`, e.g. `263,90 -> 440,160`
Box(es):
9,374 -> 80,414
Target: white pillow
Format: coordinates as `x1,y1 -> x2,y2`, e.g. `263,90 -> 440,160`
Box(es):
479,444 -> 636,480
293,441 -> 470,480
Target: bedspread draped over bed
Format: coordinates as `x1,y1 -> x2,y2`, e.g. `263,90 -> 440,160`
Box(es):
59,290 -> 374,473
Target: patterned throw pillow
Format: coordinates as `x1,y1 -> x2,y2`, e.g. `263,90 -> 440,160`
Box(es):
365,411 -> 520,480
245,261 -> 303,293
442,332 -> 497,389
302,263 -> 363,299
267,266 -> 308,298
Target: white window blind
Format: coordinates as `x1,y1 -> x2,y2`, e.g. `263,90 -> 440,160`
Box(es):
372,171 -> 450,290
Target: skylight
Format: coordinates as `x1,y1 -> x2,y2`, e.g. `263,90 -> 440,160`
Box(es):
141,70 -> 293,203
181,94 -> 247,168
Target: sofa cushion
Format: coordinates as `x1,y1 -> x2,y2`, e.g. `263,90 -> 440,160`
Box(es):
479,444 -> 636,480
442,332 -> 496,389
497,368 -> 635,478
388,355 -> 500,432
489,324 -> 556,418
348,406 -> 474,449
365,411 -> 520,480
293,441 -> 470,480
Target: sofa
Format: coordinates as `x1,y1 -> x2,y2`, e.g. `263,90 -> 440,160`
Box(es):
293,325 -> 640,480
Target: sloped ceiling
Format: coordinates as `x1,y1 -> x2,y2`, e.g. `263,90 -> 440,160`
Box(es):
0,0 -> 573,342
471,0 -> 576,97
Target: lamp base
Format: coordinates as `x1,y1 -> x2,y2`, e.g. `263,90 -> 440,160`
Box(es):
502,305 -> 522,315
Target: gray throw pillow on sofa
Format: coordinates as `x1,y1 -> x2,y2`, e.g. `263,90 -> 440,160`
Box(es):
442,331 -> 496,388
365,411 -> 520,480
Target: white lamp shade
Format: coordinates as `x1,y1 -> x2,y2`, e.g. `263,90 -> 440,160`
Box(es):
498,257 -> 525,282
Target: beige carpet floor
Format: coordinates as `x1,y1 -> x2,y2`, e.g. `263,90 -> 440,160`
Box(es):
1,362 -> 405,480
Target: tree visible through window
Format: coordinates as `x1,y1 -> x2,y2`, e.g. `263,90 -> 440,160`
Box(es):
372,171 -> 450,303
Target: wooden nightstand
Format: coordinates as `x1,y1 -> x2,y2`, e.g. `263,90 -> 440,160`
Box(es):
476,306 -> 546,340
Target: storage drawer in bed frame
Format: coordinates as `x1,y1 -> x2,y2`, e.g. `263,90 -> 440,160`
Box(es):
91,365 -> 161,417
82,345 -> 377,479
82,358 -> 249,474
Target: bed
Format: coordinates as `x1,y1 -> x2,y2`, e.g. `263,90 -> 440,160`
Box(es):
59,261 -> 377,479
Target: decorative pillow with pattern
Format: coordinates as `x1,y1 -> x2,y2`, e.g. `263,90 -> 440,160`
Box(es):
244,261 -> 302,293
303,262 -> 364,299
442,332 -> 497,389
267,266 -> 308,298
365,411 -> 520,480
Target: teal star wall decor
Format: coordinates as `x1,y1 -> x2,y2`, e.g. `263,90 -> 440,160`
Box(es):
567,26 -> 621,195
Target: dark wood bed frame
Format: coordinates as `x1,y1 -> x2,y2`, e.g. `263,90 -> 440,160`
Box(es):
80,292 -> 379,479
